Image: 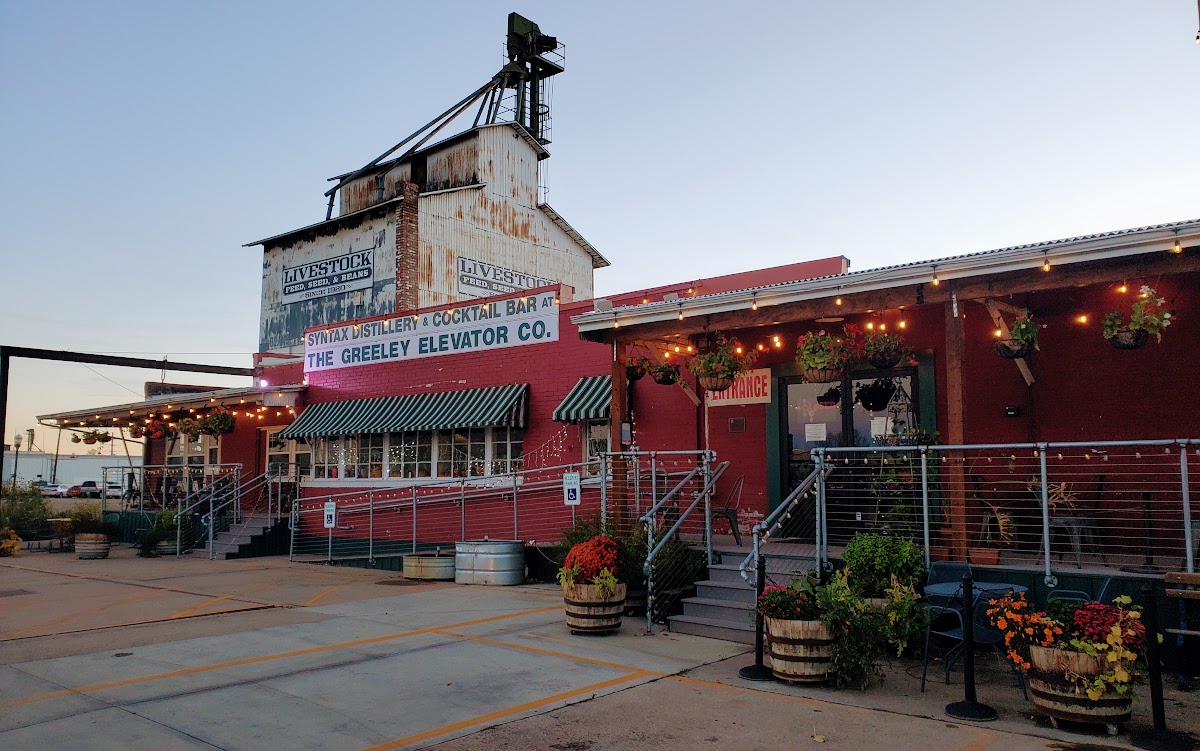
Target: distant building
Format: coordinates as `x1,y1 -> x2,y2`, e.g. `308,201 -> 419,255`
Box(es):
2,450 -> 141,487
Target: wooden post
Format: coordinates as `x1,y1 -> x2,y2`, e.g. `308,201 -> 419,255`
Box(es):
945,294 -> 969,561
610,341 -> 630,525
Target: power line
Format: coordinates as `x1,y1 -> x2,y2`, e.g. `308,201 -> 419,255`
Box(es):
79,363 -> 143,397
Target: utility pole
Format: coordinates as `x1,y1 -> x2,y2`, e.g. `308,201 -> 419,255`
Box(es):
10,432 -> 22,491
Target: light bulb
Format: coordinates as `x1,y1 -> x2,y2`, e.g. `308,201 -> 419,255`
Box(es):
1077,315 -> 1088,324
994,329 -> 1003,338
751,299 -> 758,311
879,323 -> 886,331
898,320 -> 906,329
678,310 -> 684,321
866,322 -> 874,330
1171,239 -> 1183,254
735,346 -> 743,354
835,296 -> 843,306
932,275 -> 940,286
1042,260 -> 1051,272
1118,284 -> 1127,293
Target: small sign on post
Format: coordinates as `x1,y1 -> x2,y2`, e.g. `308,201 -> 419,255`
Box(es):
323,501 -> 337,529
562,472 -> 581,506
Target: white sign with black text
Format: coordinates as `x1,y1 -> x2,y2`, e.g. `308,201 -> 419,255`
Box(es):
282,243 -> 376,305
457,256 -> 556,298
323,502 -> 337,529
562,472 -> 581,506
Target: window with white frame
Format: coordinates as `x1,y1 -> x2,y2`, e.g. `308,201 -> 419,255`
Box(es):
309,428 -> 524,481
266,430 -> 312,477
583,420 -> 609,476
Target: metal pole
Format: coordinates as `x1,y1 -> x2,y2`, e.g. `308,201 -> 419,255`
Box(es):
513,473 -> 519,540
412,487 -> 418,554
645,509 -> 656,635
815,452 -> 826,574
703,454 -> 713,566
368,490 -> 374,564
1181,443 -> 1194,574
945,573 -> 997,721
1129,584 -> 1195,750
207,493 -> 214,560
600,453 -> 608,523
289,498 -> 296,561
1038,446 -> 1053,586
460,482 -> 466,542
176,493 -> 182,558
327,509 -> 333,563
738,538 -> 773,680
921,449 -> 932,568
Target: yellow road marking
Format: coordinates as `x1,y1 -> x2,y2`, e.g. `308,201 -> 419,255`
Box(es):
167,593 -> 242,620
301,583 -> 348,607
0,605 -> 561,710
437,629 -> 667,675
668,675 -> 857,711
358,671 -> 653,751
0,588 -> 168,639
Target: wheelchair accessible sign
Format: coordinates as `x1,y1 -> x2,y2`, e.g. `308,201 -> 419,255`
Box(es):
562,473 -> 581,506
323,501 -> 337,529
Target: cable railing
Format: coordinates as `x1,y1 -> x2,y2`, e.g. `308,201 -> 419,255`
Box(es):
290,461 -> 606,563
642,459 -> 728,629
808,439 -> 1196,585
738,463 -> 832,586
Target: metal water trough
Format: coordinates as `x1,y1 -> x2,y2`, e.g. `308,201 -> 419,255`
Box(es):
454,540 -> 525,585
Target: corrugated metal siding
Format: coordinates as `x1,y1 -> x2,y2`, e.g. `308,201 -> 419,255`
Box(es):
340,162 -> 413,215
259,215 -> 397,352
478,126 -> 538,209
425,134 -> 479,193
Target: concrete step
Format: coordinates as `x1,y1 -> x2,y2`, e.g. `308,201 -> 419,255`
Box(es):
191,548 -> 232,560
693,579 -> 755,603
667,614 -> 755,644
679,596 -> 755,623
217,531 -> 261,545
705,563 -> 750,584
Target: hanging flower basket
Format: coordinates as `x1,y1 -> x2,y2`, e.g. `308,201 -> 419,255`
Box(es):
855,378 -> 896,411
816,386 -> 841,407
994,339 -> 1032,359
803,367 -> 844,384
128,425 -> 145,439
648,363 -> 680,385
698,375 -> 733,392
200,412 -> 236,436
689,335 -> 756,385
625,357 -> 649,382
1109,329 -> 1148,350
867,350 -> 903,369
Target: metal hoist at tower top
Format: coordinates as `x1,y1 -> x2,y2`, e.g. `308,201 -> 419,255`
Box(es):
324,12 -> 565,220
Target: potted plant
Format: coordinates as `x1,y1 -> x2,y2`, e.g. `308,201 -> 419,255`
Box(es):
79,430 -> 111,445
988,593 -> 1143,735
140,510 -> 189,557
648,362 -> 681,385
795,329 -> 853,383
754,579 -> 832,684
557,534 -> 626,634
144,419 -> 176,440
70,503 -> 119,559
1103,285 -> 1173,350
0,528 -> 21,557
200,411 -> 236,436
816,386 -> 841,407
841,533 -> 925,609
625,357 -> 650,382
178,418 -> 203,440
863,331 -> 914,370
855,377 -> 896,412
128,425 -> 145,439
996,312 -> 1041,359
815,570 -> 888,689
71,434 -> 82,444
688,335 -> 755,392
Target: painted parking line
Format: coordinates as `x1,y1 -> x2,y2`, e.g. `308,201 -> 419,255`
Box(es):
301,583 -> 348,607
0,605 -> 562,711
0,588 -> 170,640
358,671 -> 654,751
437,629 -> 667,675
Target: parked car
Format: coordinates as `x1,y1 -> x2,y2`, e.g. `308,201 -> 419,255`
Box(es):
66,485 -> 85,497
78,481 -> 101,498
40,483 -> 71,497
104,482 -> 124,497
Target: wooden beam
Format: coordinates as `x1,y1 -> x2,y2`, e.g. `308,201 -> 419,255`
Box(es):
981,299 -> 1035,387
632,339 -> 701,407
944,293 -> 969,561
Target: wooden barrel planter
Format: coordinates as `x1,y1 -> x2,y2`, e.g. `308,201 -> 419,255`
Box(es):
75,533 -> 111,560
1027,645 -> 1132,735
563,582 -> 626,635
765,617 -> 833,683
624,585 -> 648,617
802,367 -> 843,384
155,540 -> 180,556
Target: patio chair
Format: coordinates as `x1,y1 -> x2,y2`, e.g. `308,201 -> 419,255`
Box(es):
1047,575 -> 1111,605
921,591 -> 1028,699
711,475 -> 744,546
922,561 -> 972,609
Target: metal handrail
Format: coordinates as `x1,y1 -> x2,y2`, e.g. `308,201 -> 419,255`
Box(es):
739,464 -> 831,584
642,460 -> 729,632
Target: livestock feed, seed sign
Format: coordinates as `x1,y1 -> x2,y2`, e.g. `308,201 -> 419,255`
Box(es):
282,248 -> 375,304
457,256 -> 556,297
303,290 -> 559,372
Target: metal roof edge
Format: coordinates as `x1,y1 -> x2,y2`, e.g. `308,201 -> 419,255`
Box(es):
244,199 -> 403,248
39,384 -> 307,423
538,203 -> 610,268
571,218 -> 1200,330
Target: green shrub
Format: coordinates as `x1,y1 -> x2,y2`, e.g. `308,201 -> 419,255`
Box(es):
0,488 -> 51,539
842,533 -> 925,597
816,570 -> 886,690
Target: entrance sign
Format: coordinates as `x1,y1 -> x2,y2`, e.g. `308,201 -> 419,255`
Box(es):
303,290 -> 560,372
458,256 -> 556,297
562,472 -> 581,505
706,369 -> 772,406
323,501 -> 337,529
282,247 -> 375,305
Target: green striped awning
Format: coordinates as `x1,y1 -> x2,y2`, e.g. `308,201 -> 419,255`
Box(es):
279,383 -> 528,439
552,376 -> 612,423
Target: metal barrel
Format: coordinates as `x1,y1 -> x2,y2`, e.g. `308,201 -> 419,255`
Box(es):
403,551 -> 456,580
454,540 -> 525,585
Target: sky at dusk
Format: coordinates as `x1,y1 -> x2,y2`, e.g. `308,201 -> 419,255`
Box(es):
2,1 -> 1198,452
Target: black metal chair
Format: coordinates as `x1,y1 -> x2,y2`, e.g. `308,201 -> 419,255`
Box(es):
1047,575 -> 1111,605
921,589 -> 1028,699
710,475 -> 744,546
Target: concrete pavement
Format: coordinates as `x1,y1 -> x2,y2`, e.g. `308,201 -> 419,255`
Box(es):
1,550 -> 1195,751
